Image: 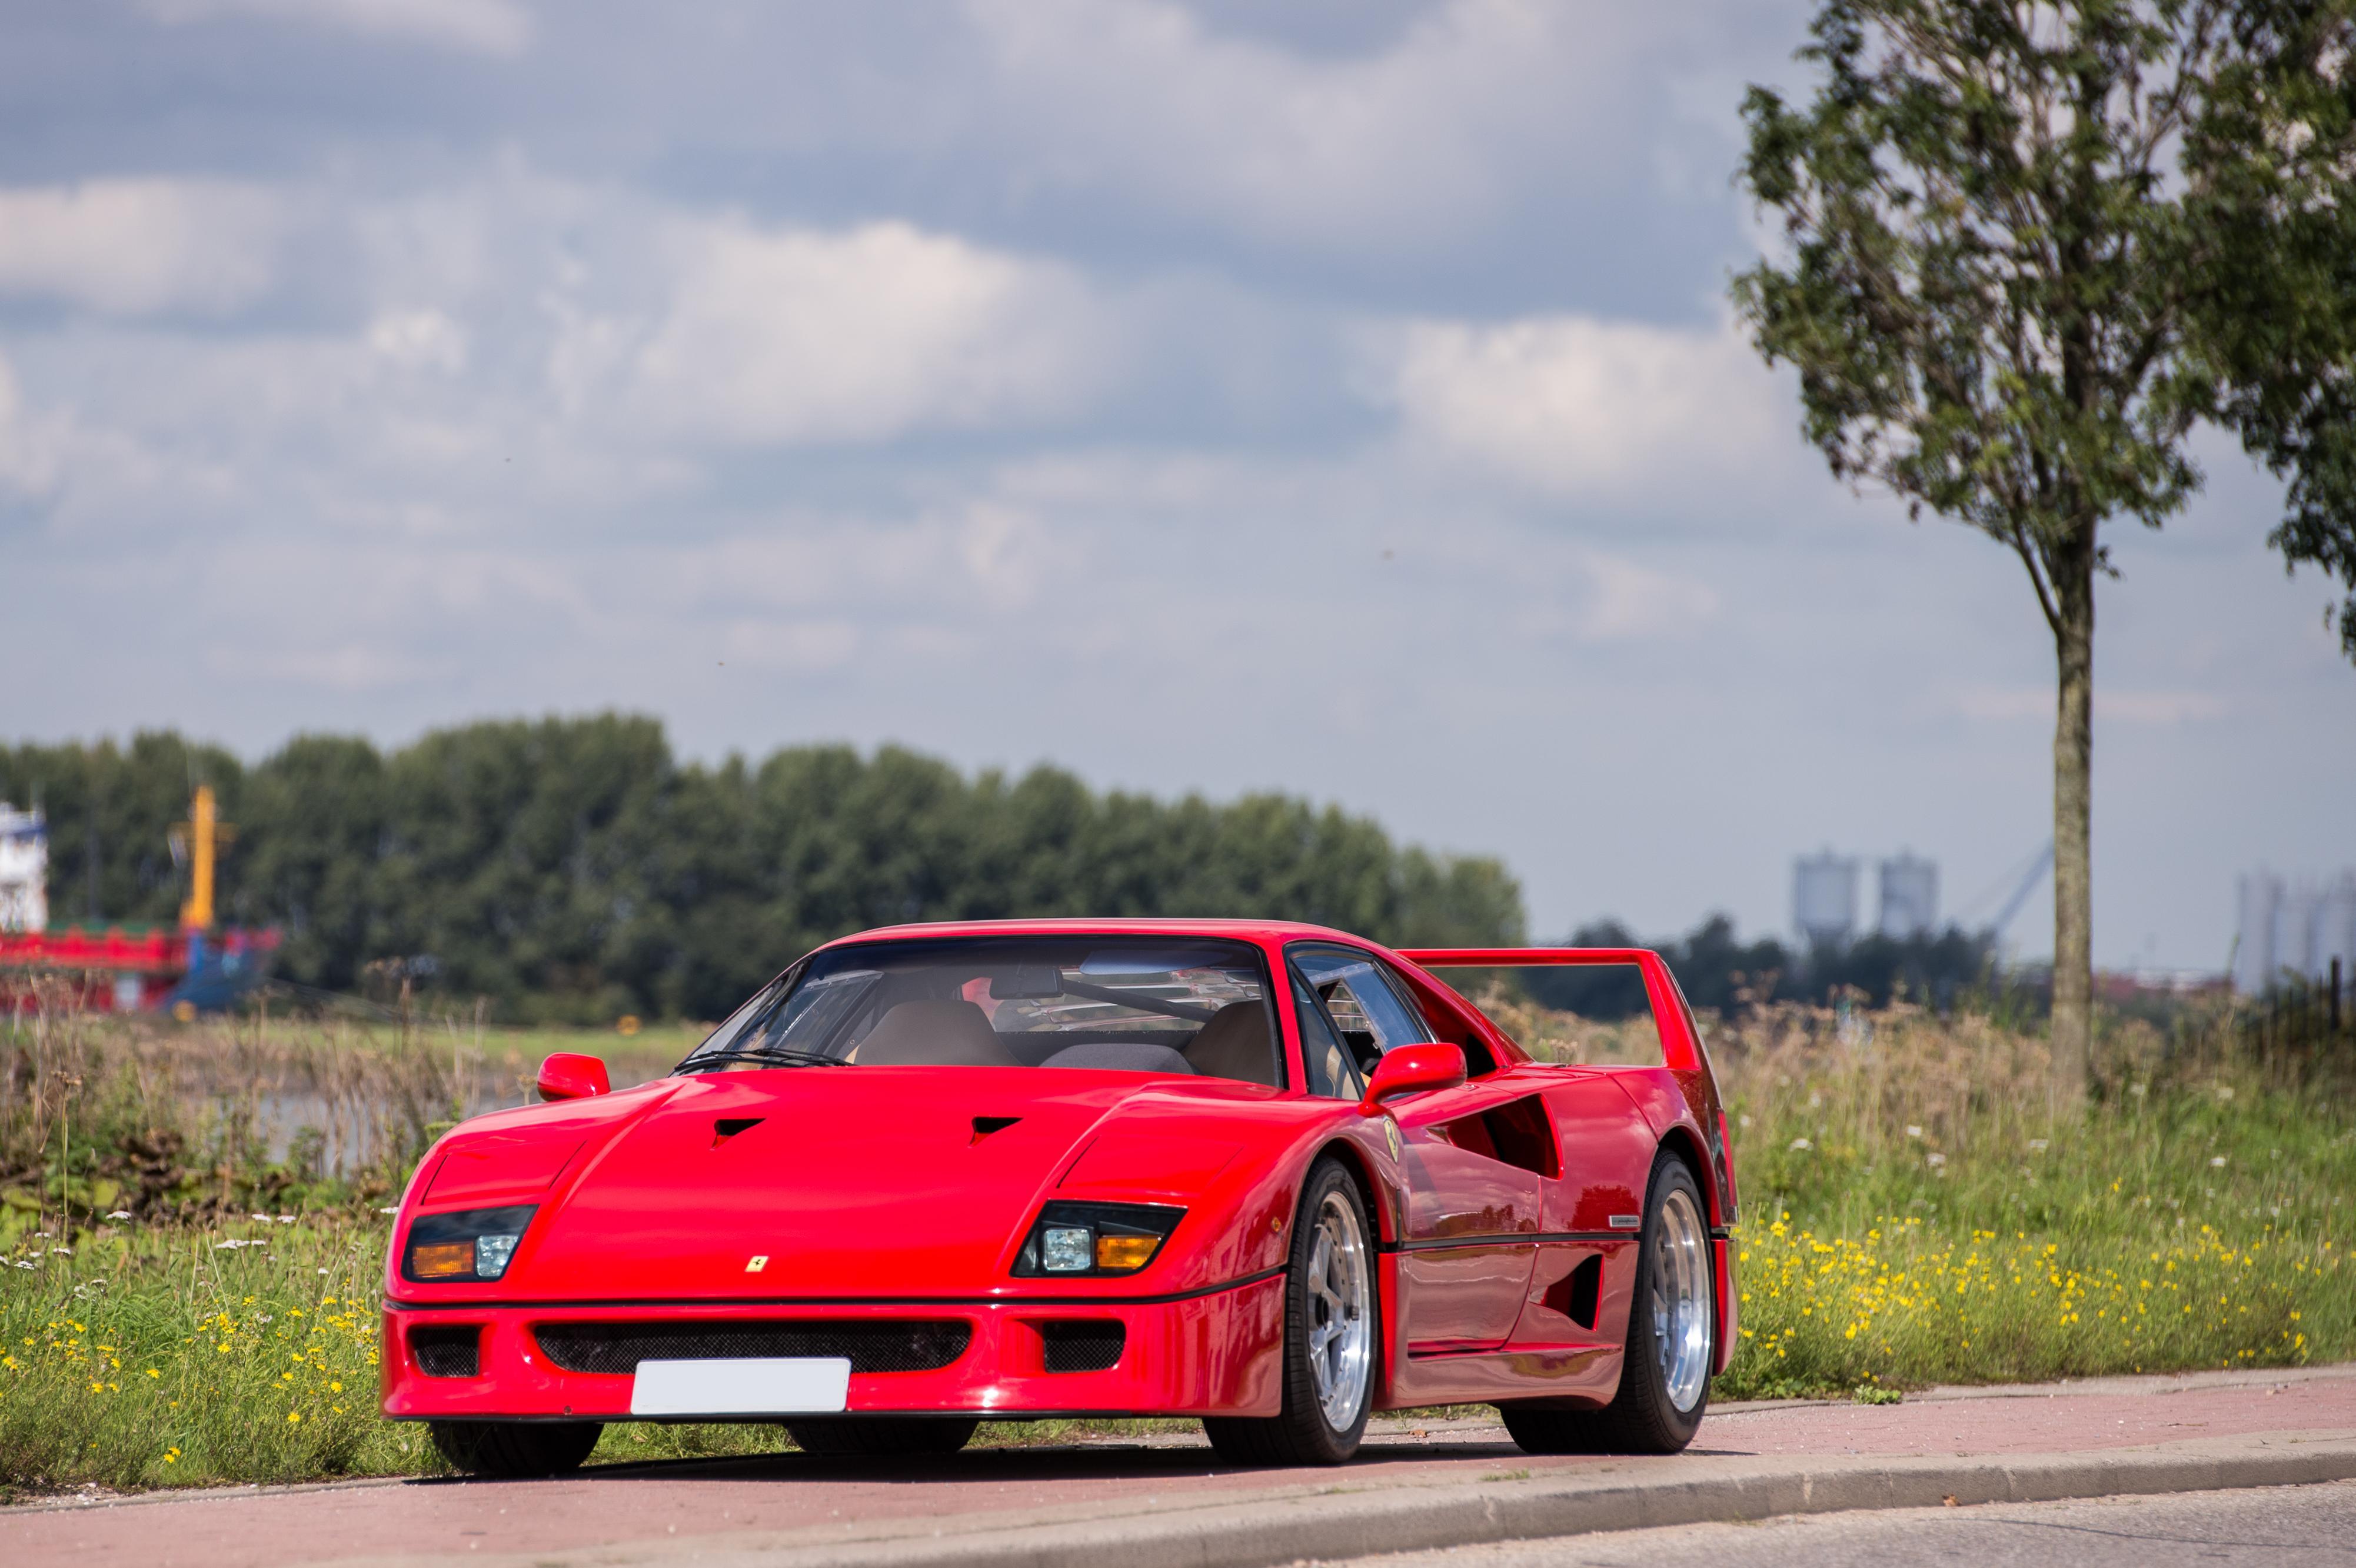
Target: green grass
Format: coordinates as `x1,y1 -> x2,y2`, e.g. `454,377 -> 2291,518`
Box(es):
4,1001 -> 2352,1495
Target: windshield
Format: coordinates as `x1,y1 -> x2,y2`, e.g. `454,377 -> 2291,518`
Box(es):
678,936 -> 1282,1086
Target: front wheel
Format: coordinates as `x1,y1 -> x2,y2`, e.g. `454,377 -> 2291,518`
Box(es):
784,1417 -> 979,1457
1502,1155 -> 1713,1456
1203,1155 -> 1376,1467
428,1419 -> 603,1477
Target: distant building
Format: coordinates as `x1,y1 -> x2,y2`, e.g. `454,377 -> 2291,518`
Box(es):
2234,868 -> 2356,993
1878,852 -> 1939,939
1793,850 -> 1859,946
0,802 -> 46,934
2233,870 -> 2281,993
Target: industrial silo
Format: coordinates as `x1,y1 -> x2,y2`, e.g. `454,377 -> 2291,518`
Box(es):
2315,874 -> 2356,991
1793,850 -> 1859,947
1878,853 -> 1939,939
2232,870 -> 2281,994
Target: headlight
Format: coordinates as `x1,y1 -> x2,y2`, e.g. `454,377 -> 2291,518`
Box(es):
1013,1201 -> 1183,1278
402,1205 -> 537,1283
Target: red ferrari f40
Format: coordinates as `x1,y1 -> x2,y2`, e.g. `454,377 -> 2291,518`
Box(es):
382,921 -> 1738,1474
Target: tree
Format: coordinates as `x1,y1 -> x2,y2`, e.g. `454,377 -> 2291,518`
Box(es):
1733,1 -> 2356,1093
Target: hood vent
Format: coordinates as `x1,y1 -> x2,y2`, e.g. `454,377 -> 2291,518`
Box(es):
970,1116 -> 1021,1143
713,1117 -> 764,1146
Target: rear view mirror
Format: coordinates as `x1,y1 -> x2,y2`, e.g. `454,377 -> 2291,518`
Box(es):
1357,1043 -> 1466,1114
537,1052 -> 611,1102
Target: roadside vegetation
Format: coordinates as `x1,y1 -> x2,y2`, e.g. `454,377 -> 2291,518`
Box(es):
4,988 -> 2350,1496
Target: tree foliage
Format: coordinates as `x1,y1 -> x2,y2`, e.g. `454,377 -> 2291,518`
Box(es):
0,716 -> 1526,1022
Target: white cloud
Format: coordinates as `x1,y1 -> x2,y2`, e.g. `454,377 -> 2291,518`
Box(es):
0,352 -> 65,498
367,308 -> 470,373
1385,312 -> 1787,501
0,179 -> 282,315
961,0 -> 1669,248
633,219 -> 1107,445
1579,551 -> 1722,641
144,0 -> 531,56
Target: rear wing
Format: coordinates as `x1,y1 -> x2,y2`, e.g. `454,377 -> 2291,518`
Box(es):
1395,947 -> 1708,1074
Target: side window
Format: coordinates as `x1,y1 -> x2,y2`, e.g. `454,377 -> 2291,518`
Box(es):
1291,944 -> 1433,1077
1291,973 -> 1365,1100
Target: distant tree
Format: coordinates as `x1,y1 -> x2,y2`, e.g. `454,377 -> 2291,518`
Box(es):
1734,1 -> 2356,1094
12,718 -> 1525,1021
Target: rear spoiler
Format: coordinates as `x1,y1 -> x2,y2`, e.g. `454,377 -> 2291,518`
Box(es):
1394,947 -> 1705,1073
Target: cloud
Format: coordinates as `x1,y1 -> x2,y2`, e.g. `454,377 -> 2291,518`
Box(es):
367,308 -> 470,373
143,0 -> 531,56
633,219 -> 1107,445
961,0 -> 1672,249
1579,551 -> 1722,641
1383,312 -> 1788,502
0,352 -> 65,498
0,179 -> 283,315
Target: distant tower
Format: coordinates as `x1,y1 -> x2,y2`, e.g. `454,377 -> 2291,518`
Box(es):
1793,850 -> 1859,947
0,801 -> 48,934
2320,874 -> 2356,988
2232,870 -> 2282,994
2281,883 -> 2322,983
1878,853 -> 1939,939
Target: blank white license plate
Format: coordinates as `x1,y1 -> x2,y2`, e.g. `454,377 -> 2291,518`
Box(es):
628,1357 -> 852,1416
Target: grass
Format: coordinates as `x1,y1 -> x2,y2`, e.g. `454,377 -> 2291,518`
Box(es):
4,987 -> 2353,1495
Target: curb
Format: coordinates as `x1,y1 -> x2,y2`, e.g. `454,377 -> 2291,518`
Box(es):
634,1434 -> 2356,1568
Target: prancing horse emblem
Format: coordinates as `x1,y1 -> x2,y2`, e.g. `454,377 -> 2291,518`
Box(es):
1382,1118 -> 1401,1161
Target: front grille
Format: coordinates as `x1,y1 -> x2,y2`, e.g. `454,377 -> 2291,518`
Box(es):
1039,1320 -> 1125,1373
411,1324 -> 481,1378
533,1320 -> 972,1376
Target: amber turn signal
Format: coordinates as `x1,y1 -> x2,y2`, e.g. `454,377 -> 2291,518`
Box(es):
1094,1233 -> 1160,1271
410,1241 -> 475,1279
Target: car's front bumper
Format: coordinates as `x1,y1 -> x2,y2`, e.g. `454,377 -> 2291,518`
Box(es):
381,1272 -> 1286,1422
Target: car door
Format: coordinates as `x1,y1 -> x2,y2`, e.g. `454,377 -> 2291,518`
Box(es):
1290,944 -> 1539,1355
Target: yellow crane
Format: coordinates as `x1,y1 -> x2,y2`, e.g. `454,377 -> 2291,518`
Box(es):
169,785 -> 235,932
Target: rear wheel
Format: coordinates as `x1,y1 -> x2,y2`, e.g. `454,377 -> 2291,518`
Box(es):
783,1417 -> 979,1457
428,1420 -> 603,1477
1203,1156 -> 1375,1467
1502,1155 -> 1713,1456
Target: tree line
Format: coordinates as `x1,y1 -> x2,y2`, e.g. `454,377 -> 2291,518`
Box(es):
0,715 -> 1526,1023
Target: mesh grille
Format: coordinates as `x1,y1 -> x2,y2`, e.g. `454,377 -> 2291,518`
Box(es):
533,1320 -> 972,1376
411,1324 -> 481,1378
1039,1320 -> 1125,1373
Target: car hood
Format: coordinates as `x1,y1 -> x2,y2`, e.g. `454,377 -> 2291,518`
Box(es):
493,1067 -> 1282,1300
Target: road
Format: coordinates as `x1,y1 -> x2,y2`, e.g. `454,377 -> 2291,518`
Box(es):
1330,1478 -> 2356,1567
1,1365 -> 2351,1568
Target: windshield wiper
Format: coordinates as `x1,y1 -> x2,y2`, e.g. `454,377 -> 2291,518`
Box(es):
678,1045 -> 848,1073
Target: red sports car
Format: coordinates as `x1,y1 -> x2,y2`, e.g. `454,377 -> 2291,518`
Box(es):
382,920 -> 1738,1474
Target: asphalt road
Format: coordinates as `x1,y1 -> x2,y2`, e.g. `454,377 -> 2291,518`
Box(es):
1332,1478 -> 2356,1568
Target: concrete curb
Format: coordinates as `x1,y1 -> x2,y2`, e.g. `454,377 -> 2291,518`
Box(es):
624,1433 -> 2356,1568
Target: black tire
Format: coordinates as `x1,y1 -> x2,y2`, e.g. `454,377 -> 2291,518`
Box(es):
428,1419 -> 603,1477
1203,1156 -> 1376,1467
783,1417 -> 980,1457
1502,1155 -> 1713,1456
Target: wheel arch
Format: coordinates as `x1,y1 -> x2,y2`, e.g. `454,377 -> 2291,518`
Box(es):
1653,1125 -> 1719,1226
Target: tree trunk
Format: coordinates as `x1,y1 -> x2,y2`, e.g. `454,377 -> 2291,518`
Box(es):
2049,531 -> 2096,1104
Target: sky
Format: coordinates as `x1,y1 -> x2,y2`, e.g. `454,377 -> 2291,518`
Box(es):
2,0 -> 2351,969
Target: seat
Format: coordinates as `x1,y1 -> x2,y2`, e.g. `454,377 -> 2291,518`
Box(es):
1038,1041 -> 1194,1074
1182,1001 -> 1277,1086
853,1000 -> 1021,1066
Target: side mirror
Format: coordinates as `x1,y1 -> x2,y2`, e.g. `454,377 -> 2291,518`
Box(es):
537,1051 -> 611,1102
1357,1043 -> 1466,1116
